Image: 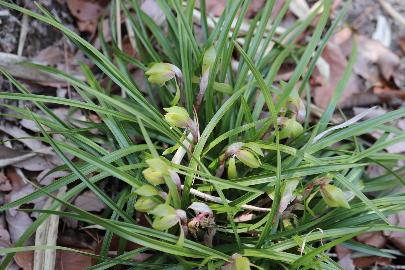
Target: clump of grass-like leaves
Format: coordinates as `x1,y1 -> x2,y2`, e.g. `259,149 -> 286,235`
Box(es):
0,0 -> 405,269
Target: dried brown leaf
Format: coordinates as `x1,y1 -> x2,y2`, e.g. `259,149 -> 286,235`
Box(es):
74,191 -> 105,212
399,36 -> 405,54
312,42 -> 360,108
353,256 -> 391,268
14,249 -> 94,270
5,211 -> 33,244
356,36 -> 400,81
141,0 -> 165,26
0,172 -> 12,192
14,251 -> 34,270
386,211 -> 405,252
0,53 -> 66,86
67,0 -> 103,33
357,232 -> 386,248
0,145 -> 37,168
0,215 -> 11,246
56,249 -> 93,270
0,123 -> 47,151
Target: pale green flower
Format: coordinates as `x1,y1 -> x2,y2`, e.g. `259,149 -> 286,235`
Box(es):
320,184 -> 350,209
145,63 -> 181,85
280,118 -> 303,139
235,149 -> 261,168
163,106 -> 191,128
134,197 -> 158,212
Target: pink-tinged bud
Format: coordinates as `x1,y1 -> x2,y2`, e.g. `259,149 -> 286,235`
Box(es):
225,142 -> 244,158
163,106 -> 191,128
235,149 -> 261,168
320,184 -> 350,209
188,202 -> 213,216
145,63 -> 182,85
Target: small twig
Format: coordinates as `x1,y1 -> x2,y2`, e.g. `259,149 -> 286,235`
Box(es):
17,14 -> 29,56
378,0 -> 405,28
313,106 -> 378,143
184,185 -> 271,212
0,10 -> 10,16
172,132 -> 193,165
115,0 -> 125,99
300,228 -> 325,256
125,18 -> 136,50
308,103 -> 342,124
63,41 -> 71,99
34,187 -> 66,270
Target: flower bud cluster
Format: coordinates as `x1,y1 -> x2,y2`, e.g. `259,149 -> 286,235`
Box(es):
135,157 -> 185,231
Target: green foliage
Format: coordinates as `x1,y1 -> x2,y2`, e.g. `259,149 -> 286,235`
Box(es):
0,0 -> 405,269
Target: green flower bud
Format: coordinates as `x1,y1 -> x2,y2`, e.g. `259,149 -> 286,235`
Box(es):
287,88 -> 301,108
145,63 -> 181,85
152,215 -> 179,230
244,142 -> 264,157
230,254 -> 251,270
150,204 -> 183,231
164,106 -> 191,128
279,118 -> 303,139
142,168 -> 165,185
134,197 -> 158,212
150,204 -> 176,217
235,149 -> 261,168
227,157 -> 238,179
320,184 -> 350,209
202,46 -> 216,73
146,158 -> 170,173
134,185 -> 160,197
